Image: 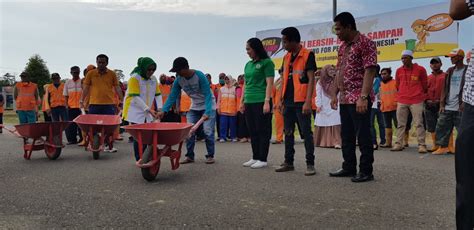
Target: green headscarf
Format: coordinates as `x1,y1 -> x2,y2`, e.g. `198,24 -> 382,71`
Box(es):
131,57 -> 156,79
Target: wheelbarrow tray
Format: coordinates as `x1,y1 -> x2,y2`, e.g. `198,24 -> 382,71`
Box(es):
73,114 -> 121,134
123,122 -> 193,146
15,121 -> 72,139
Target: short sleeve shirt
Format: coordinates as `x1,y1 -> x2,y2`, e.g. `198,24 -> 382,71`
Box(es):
84,69 -> 118,105
244,58 -> 275,103
336,32 -> 377,104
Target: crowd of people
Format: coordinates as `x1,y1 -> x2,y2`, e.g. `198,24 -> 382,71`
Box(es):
3,2 -> 474,227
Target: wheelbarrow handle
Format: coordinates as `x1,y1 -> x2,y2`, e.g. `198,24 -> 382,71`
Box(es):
189,117 -> 206,136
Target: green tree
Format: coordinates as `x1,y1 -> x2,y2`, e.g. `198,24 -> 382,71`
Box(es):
24,54 -> 50,96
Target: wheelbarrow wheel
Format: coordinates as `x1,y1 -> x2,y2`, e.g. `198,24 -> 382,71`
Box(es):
45,135 -> 62,160
141,146 -> 160,181
92,134 -> 100,160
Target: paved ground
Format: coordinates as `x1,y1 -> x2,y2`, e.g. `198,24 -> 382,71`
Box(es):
0,128 -> 455,229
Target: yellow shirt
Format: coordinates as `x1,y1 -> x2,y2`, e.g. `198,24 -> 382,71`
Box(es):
84,69 -> 118,105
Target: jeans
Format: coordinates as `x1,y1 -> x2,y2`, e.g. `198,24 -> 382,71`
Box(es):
424,103 -> 440,133
17,110 -> 36,124
370,108 -> 386,145
383,111 -> 397,128
283,105 -> 315,166
340,103 -> 374,174
186,109 -> 216,160
66,108 -> 82,143
219,115 -> 236,140
51,106 -> 68,122
435,110 -> 461,147
245,102 -> 272,162
88,104 -> 115,115
456,103 -> 474,229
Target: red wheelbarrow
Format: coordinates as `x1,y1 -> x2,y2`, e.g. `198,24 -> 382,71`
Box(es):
123,118 -> 204,181
73,114 -> 121,160
1,122 -> 71,160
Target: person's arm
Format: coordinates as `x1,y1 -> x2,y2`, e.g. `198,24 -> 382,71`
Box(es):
239,82 -> 245,113
315,81 -> 323,109
449,0 -> 473,20
216,88 -> 222,113
440,70 -> 449,112
154,80 -> 163,111
13,85 -> 18,100
420,68 -> 428,93
162,78 -> 181,113
358,40 -> 377,113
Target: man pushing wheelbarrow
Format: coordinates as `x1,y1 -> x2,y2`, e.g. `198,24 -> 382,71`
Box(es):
158,57 -> 217,165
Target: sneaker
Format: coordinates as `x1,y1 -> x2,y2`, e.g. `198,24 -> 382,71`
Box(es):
250,160 -> 267,169
305,165 -> 316,176
243,159 -> 258,167
334,144 -> 341,149
180,157 -> 194,164
219,139 -> 225,143
105,147 -> 118,153
205,157 -> 215,164
232,138 -> 238,142
77,140 -> 86,146
391,144 -> 404,151
275,163 -> 294,172
418,145 -> 428,154
239,138 -> 247,143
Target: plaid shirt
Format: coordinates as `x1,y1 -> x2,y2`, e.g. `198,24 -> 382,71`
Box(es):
336,32 -> 377,104
462,47 -> 474,106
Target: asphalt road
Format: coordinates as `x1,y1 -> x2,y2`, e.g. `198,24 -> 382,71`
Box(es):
0,130 -> 455,229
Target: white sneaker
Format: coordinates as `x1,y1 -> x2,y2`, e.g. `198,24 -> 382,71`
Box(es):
105,147 -> 118,153
243,159 -> 258,167
219,139 -> 226,143
250,160 -> 268,169
232,138 -> 238,142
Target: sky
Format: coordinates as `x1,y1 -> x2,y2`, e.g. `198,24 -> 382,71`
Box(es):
0,0 -> 473,83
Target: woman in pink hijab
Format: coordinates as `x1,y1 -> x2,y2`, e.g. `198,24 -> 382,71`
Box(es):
314,64 -> 341,148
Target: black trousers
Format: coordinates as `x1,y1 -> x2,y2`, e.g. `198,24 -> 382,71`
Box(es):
244,102 -> 272,162
237,112 -> 249,138
43,111 -> 51,122
283,105 -> 315,165
340,103 -> 374,174
456,103 -> 474,230
66,108 -> 82,143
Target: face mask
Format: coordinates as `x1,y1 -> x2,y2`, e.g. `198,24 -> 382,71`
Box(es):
219,79 -> 225,85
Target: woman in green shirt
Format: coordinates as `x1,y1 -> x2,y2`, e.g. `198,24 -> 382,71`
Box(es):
240,37 -> 275,169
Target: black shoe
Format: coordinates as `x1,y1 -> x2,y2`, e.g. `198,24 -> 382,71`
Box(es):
351,173 -> 374,183
275,163 -> 294,172
329,168 -> 356,177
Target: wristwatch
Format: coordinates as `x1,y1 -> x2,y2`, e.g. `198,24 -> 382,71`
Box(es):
360,95 -> 368,100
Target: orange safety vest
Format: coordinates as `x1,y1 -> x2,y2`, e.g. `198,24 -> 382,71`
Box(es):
236,84 -> 243,110
64,79 -> 82,108
42,84 -> 50,112
159,84 -> 171,105
281,47 -> 311,103
219,86 -> 237,115
272,83 -> 282,107
311,87 -> 317,110
380,79 -> 398,112
15,82 -> 38,111
180,91 -> 191,113
48,83 -> 66,108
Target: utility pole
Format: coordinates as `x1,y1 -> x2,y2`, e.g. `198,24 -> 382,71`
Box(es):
333,0 -> 337,19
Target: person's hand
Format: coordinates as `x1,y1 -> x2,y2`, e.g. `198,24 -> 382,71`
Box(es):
263,100 -> 270,114
302,102 -> 311,115
202,114 -> 209,121
356,97 -> 368,114
330,96 -> 338,110
316,107 -> 322,113
440,106 -> 445,113
46,109 -> 51,116
157,111 -> 165,119
279,103 -> 285,114
79,101 -> 84,109
239,103 -> 245,113
459,103 -> 464,112
217,108 -> 221,115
